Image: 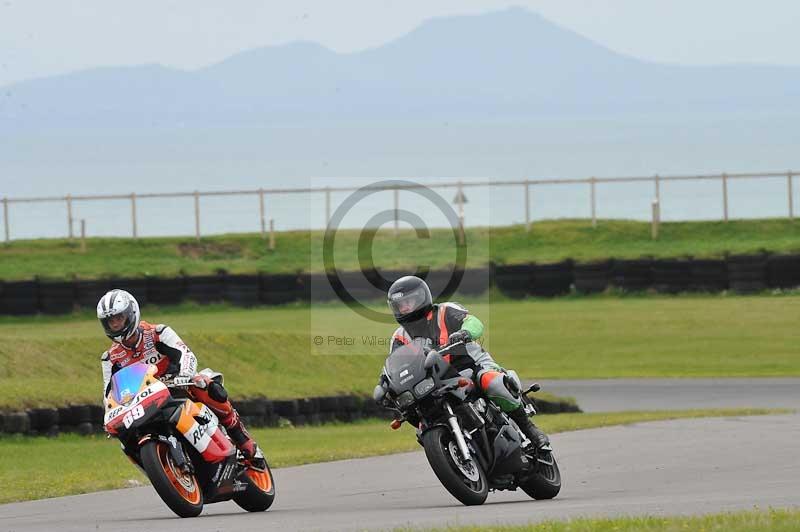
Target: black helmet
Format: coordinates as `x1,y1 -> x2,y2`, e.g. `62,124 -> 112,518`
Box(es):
387,276 -> 432,325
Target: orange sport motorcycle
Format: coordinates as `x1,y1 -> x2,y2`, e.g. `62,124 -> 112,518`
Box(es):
104,362 -> 275,518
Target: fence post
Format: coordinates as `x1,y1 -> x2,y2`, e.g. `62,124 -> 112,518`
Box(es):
524,180 -> 531,233
259,188 -> 266,239
590,177 -> 597,228
393,187 -> 399,236
80,219 -> 86,252
131,192 -> 138,239
722,172 -> 729,222
788,171 -> 794,219
457,180 -> 465,245
194,190 -> 201,240
654,174 -> 661,205
2,197 -> 8,243
66,194 -> 73,240
325,187 -> 331,228
651,200 -> 660,240
269,218 -> 275,251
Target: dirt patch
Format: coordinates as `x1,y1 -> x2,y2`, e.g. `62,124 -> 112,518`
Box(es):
177,241 -> 244,259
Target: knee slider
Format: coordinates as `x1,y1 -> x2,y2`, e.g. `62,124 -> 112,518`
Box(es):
208,381 -> 228,403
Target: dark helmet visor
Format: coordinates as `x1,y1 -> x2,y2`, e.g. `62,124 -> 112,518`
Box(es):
388,285 -> 429,321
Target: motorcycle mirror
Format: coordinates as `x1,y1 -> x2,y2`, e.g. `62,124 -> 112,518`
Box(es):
423,351 -> 439,371
522,382 -> 541,396
373,384 -> 386,403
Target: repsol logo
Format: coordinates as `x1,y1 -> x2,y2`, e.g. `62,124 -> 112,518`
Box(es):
142,353 -> 164,365
106,387 -> 153,420
133,387 -> 153,404
192,423 -> 209,444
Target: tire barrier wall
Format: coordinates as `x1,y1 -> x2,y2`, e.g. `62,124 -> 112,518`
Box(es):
1,253 -> 799,315
0,394 -> 582,435
491,252 -> 798,297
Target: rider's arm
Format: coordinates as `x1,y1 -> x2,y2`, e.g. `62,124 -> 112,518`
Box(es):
460,315 -> 484,341
101,351 -> 112,398
443,303 -> 484,341
155,325 -> 198,378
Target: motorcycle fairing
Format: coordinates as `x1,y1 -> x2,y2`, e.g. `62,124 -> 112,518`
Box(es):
490,424 -> 527,477
104,364 -> 171,436
172,399 -> 235,464
384,342 -> 428,395
198,454 -> 248,503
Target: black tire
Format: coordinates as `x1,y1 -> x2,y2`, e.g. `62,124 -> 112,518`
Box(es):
233,463 -> 276,512
140,441 -> 204,518
421,426 -> 488,506
520,451 -> 562,500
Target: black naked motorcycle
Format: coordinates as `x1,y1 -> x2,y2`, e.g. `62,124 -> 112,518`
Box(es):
374,339 -> 561,506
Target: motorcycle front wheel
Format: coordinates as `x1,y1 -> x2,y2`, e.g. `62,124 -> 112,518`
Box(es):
140,440 -> 204,518
421,426 -> 488,506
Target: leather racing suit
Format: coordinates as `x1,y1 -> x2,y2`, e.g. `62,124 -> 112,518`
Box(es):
101,320 -> 263,465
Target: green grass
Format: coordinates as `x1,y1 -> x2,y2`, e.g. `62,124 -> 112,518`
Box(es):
0,408 -> 782,504
403,508 -> 800,532
1,294 -> 799,410
2,218 -> 800,280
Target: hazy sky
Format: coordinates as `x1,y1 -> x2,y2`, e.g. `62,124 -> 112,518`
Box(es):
1,0 -> 798,86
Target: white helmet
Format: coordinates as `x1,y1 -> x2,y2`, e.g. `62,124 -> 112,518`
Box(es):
97,289 -> 141,343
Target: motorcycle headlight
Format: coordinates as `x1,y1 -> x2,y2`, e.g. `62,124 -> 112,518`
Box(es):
396,391 -> 415,408
414,378 -> 435,397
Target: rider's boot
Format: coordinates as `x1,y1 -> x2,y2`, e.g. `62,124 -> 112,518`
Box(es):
190,376 -> 267,470
508,406 -> 550,451
223,412 -> 267,470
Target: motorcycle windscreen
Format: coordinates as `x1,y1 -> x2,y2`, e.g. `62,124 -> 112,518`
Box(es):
385,341 -> 427,392
110,363 -> 149,405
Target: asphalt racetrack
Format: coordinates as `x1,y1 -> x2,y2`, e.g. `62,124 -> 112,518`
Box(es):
544,378 -> 800,412
2,412 -> 798,532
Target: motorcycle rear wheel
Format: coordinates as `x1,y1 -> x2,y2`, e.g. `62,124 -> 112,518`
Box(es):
233,462 -> 276,512
140,441 -> 204,518
422,426 -> 488,506
520,450 -> 561,500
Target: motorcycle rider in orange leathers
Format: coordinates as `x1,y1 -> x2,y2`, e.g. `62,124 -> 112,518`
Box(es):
97,288 -> 266,469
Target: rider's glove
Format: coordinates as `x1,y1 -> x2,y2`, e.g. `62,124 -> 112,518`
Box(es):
447,329 -> 471,345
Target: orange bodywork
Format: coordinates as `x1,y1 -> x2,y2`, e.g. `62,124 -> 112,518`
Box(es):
173,399 -> 235,463
175,400 -> 203,435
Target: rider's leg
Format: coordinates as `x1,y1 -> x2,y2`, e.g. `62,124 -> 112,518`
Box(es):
477,368 -> 550,450
188,375 -> 266,468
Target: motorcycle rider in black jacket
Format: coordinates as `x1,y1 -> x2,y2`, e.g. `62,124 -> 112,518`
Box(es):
385,276 -> 550,450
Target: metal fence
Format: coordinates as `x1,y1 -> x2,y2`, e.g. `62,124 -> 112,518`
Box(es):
1,170 -> 797,242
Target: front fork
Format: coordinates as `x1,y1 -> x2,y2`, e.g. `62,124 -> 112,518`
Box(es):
136,433 -> 194,474
444,402 -> 472,462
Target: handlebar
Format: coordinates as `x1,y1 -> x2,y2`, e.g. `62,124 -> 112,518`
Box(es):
432,340 -> 464,355
162,376 -> 196,388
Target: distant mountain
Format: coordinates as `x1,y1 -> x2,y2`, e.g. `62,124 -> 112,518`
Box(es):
3,7 -> 800,131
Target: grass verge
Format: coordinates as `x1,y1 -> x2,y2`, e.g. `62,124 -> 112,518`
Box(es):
0,408 -> 785,504
1,218 -> 799,280
401,508 -> 800,532
1,294 -> 799,410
